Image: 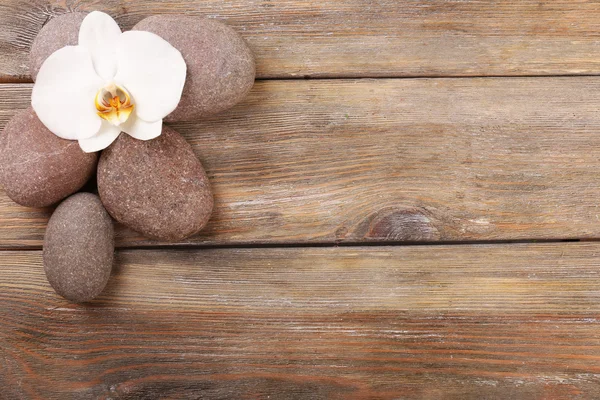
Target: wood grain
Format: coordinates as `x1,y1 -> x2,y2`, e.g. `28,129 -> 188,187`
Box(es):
1,242 -> 600,399
3,78 -> 600,247
3,0 -> 600,81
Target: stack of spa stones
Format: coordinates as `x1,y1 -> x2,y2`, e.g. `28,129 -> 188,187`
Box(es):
0,14 -> 255,303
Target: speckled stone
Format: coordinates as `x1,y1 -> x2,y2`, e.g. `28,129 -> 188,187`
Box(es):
98,125 -> 214,241
0,108 -> 97,207
29,12 -> 88,81
44,193 -> 114,303
134,15 -> 255,122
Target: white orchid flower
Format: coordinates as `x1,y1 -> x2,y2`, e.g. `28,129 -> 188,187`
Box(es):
32,11 -> 187,153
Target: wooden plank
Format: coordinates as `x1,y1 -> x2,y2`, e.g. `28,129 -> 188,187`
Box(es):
3,78 -> 600,247
3,1 -> 600,81
2,242 -> 600,398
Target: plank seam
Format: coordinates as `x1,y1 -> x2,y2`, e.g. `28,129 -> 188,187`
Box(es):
5,73 -> 600,86
0,238 -> 582,252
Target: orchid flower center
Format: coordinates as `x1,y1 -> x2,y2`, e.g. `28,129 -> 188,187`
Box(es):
95,83 -> 134,126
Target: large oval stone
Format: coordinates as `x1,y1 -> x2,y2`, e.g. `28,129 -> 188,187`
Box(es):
44,193 -> 114,303
98,126 -> 214,241
0,108 -> 97,207
134,15 -> 255,122
29,12 -> 87,81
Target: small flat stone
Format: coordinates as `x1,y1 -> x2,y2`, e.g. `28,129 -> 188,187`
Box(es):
98,126 -> 214,241
0,107 -> 97,207
29,12 -> 88,81
44,193 -> 114,303
134,15 -> 255,122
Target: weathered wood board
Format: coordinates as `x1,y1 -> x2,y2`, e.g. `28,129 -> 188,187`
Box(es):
2,243 -> 600,399
2,0 -> 600,81
2,78 -> 600,247
2,2 -> 600,398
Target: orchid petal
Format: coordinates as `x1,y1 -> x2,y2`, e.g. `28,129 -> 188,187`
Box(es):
32,46 -> 103,140
114,30 -> 186,121
78,121 -> 121,152
121,115 -> 163,141
78,11 -> 121,81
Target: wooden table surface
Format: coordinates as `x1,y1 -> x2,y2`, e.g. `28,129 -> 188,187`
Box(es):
2,1 -> 600,399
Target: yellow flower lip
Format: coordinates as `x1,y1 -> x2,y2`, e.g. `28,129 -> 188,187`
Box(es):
95,83 -> 134,126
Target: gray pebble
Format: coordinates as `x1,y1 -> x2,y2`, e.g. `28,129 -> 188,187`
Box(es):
0,107 -> 97,207
98,125 -> 214,241
134,15 -> 256,122
44,193 -> 114,303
